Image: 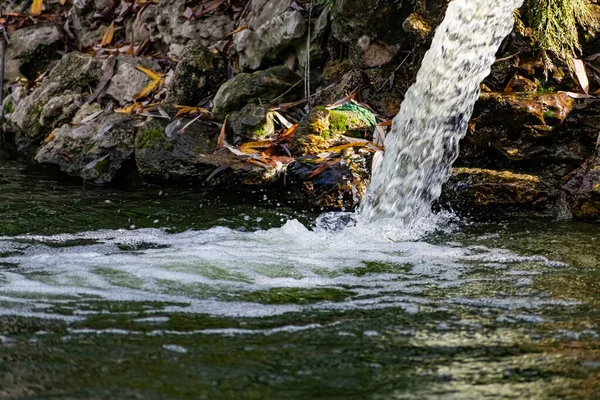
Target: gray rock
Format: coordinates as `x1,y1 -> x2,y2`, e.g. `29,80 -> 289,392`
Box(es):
168,41 -> 226,106
135,0 -> 235,58
10,53 -> 103,151
71,102 -> 103,125
4,23 -> 62,81
35,113 -> 139,184
39,93 -> 82,131
104,56 -> 161,106
212,66 -> 302,119
236,10 -> 307,70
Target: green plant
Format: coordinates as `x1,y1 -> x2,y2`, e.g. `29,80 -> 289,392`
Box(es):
522,0 -> 596,61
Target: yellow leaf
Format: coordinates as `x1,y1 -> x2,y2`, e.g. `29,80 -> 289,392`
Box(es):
217,117 -> 228,148
225,25 -> 248,38
116,103 -> 138,114
31,0 -> 43,15
101,21 -> 115,47
174,105 -> 210,117
41,130 -> 57,144
133,78 -> 162,100
326,142 -> 368,154
239,140 -> 274,151
136,65 -> 162,82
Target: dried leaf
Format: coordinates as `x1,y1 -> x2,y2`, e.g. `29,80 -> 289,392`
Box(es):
278,123 -> 299,142
83,154 -> 110,171
80,109 -> 104,124
133,78 -> 162,100
308,161 -> 337,179
136,65 -> 162,81
272,111 -> 292,129
371,151 -> 384,174
31,0 -> 43,15
561,91 -> 596,99
165,119 -> 183,138
217,117 -> 228,148
41,130 -> 57,144
225,25 -> 248,38
341,135 -> 385,152
101,21 -> 115,47
205,165 -> 229,182
572,58 -> 589,94
239,140 -> 275,151
60,0 -> 68,5
183,7 -> 194,19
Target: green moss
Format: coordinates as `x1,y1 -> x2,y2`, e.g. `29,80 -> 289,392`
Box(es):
139,127 -> 164,149
94,159 -> 110,174
328,110 -> 349,133
521,0 -> 596,63
3,101 -> 13,115
84,143 -> 94,153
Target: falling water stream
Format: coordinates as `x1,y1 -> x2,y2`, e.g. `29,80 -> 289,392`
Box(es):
1,1 -> 599,399
362,0 -> 524,223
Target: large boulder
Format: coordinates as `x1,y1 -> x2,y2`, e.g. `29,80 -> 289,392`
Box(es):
211,66 -> 303,119
329,0 -> 411,67
134,0 -> 235,57
4,23 -> 63,82
10,53 -> 103,151
440,168 -> 563,218
35,113 -> 139,184
134,118 -> 278,187
235,0 -> 307,70
459,92 -> 598,178
167,41 -> 227,106
135,118 -> 219,180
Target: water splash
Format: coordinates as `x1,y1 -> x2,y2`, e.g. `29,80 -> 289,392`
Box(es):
361,0 -> 524,223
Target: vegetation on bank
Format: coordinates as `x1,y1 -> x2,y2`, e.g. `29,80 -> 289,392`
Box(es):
521,0 -> 596,62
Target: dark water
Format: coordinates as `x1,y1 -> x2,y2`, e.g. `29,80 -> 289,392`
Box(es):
0,162 -> 599,399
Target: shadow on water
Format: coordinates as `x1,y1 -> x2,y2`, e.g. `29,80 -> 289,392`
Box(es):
0,162 -> 599,400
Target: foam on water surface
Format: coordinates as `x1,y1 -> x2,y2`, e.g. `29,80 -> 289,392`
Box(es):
0,219 -> 577,329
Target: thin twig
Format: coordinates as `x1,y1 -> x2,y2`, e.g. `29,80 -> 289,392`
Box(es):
376,52 -> 412,94
270,78 -> 305,103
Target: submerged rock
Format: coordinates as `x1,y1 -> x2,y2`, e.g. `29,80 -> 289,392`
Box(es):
35,113 -> 139,184
441,168 -> 562,218
168,41 -> 226,106
211,66 -> 302,119
290,103 -> 377,156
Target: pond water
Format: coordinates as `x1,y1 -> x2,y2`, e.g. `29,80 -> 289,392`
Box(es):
1,161 -> 599,399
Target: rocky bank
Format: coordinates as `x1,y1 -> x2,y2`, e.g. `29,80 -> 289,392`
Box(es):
2,0 -> 600,221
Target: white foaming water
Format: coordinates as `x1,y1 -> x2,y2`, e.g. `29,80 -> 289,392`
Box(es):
361,0 -> 524,223
0,220 -> 572,326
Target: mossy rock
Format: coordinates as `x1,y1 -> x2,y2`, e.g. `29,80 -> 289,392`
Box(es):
228,104 -> 275,144
440,167 -> 561,218
212,66 -> 303,120
168,41 -> 227,106
290,103 -> 376,156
